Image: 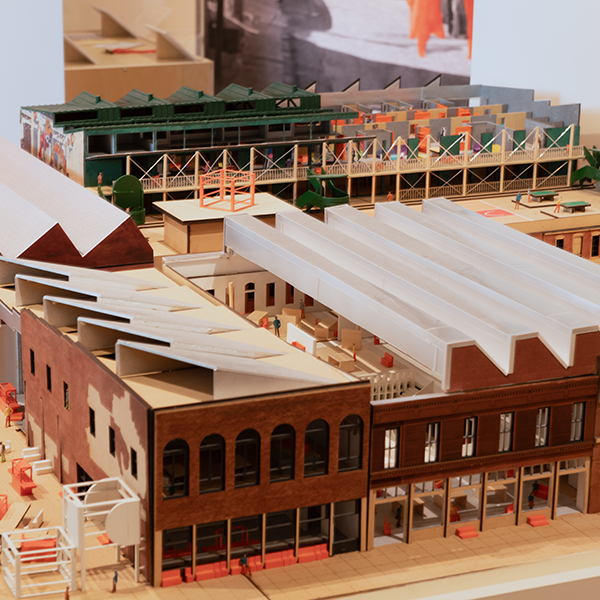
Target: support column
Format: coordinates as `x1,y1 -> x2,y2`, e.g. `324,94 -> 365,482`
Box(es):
500,129 -> 506,193
406,484 -> 414,544
480,473 -> 488,531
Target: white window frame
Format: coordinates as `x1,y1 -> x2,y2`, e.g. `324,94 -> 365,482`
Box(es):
462,417 -> 476,458
424,422 -> 439,464
535,407 -> 550,448
499,412 -> 513,452
384,428 -> 398,469
570,402 -> 585,442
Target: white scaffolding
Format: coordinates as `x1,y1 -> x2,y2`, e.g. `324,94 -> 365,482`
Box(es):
62,478 -> 141,592
2,526 -> 76,599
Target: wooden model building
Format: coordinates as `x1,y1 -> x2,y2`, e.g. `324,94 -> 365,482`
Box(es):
20,82 -> 583,209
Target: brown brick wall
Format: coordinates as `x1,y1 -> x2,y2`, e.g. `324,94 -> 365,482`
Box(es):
20,310 -> 152,579
154,382 -> 371,532
371,377 -> 598,487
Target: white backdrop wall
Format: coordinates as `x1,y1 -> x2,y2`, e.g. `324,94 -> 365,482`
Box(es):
471,0 -> 600,147
0,0 -> 65,145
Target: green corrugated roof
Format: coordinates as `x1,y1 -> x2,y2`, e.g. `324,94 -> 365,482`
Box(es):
261,82 -> 317,99
115,89 -> 170,107
216,84 -> 271,102
167,87 -> 221,104
24,91 -> 118,113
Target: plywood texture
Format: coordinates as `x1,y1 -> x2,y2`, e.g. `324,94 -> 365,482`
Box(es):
164,215 -> 189,254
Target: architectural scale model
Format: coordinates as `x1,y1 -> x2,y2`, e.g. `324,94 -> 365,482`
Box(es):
1,193 -> 599,591
20,82 -> 583,208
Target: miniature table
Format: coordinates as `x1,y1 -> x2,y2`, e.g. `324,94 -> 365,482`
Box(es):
0,503 -> 30,534
433,492 -> 468,509
412,497 -> 425,516
246,310 -> 268,326
476,483 -> 507,502
561,201 -> 590,213
529,190 -> 558,202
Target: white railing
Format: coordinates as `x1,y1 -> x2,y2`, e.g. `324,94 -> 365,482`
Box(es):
466,180 -> 501,195
429,154 -> 463,169
254,167 -> 295,182
429,184 -> 463,198
398,158 -> 428,172
535,175 -> 569,189
505,149 -> 535,163
469,151 -> 502,166
503,178 -> 533,192
367,370 -> 417,401
398,188 -> 426,200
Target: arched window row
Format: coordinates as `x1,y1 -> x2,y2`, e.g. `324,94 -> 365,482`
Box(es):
162,416 -> 363,499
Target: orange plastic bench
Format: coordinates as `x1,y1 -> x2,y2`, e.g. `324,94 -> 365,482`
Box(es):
161,569 -> 182,587
21,538 -> 57,563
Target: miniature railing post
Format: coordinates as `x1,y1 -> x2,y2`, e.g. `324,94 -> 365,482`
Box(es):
194,152 -> 199,199
500,129 -> 506,192
532,126 -> 540,190
126,155 -> 131,175
567,124 -> 576,183
162,154 -> 168,201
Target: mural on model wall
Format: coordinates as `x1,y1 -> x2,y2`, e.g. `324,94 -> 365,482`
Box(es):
20,111 -> 75,176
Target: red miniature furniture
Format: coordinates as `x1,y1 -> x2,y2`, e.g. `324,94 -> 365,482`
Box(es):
0,382 -> 21,421
381,352 -> 394,368
161,569 -> 182,587
533,483 -> 549,500
0,494 -> 8,519
10,458 -> 36,496
20,537 -> 57,563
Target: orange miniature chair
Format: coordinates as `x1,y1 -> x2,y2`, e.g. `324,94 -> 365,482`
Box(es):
450,504 -> 461,523
504,503 -> 514,514
383,517 -> 392,536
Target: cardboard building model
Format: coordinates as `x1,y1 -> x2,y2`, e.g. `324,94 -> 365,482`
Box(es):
0,195 -> 599,586
20,82 -> 583,207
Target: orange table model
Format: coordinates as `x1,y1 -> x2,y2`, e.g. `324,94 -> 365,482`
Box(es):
10,458 -> 37,496
0,382 -> 22,422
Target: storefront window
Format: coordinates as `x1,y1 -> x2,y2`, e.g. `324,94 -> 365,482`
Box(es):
485,477 -> 516,518
162,526 -> 192,573
230,515 -> 262,561
412,480 -> 444,531
299,504 -> 330,548
196,520 -> 227,566
557,459 -> 588,516
448,474 -> 481,524
522,463 -> 553,513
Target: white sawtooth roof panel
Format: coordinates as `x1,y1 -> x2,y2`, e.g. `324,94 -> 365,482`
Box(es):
0,137 -> 128,256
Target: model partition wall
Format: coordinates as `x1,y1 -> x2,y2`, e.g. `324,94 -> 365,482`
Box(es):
370,458 -> 589,547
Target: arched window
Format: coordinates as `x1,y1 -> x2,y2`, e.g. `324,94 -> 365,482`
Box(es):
235,429 -> 260,488
163,439 -> 189,498
304,419 -> 329,477
200,434 -> 225,493
270,424 -> 295,483
338,415 -> 363,472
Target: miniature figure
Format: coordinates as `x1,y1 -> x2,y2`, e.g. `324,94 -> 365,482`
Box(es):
527,188 -> 531,203
110,569 -> 118,593
387,191 -> 394,202
0,441 -> 6,463
97,173 -> 107,201
528,492 -> 534,509
554,197 -> 562,213
4,405 -> 13,428
299,298 -> 305,319
273,316 -> 281,337
514,192 -> 522,210
395,504 -> 403,527
65,585 -> 69,600
240,553 -> 251,576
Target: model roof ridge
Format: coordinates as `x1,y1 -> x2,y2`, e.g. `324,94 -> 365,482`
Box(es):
224,213 -> 473,390
116,340 -> 345,390
324,206 -> 596,366
278,209 -> 583,369
375,203 -> 600,325
77,317 -> 285,359
421,199 -> 600,301
0,137 -> 128,257
0,182 -> 57,257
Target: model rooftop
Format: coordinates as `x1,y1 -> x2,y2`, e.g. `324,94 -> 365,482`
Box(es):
223,200 -> 600,392
0,257 -> 355,409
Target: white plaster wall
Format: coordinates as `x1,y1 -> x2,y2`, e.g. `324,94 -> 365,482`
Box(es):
471,0 -> 600,147
0,1 -> 65,145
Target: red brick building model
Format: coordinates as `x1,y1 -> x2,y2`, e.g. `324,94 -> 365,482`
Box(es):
211,198 -> 600,547
0,258 -> 368,586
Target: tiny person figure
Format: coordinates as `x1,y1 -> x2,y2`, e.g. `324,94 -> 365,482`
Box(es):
527,188 -> 532,203
531,480 -> 539,495
110,569 -> 118,593
514,192 -> 522,210
4,405 -> 13,428
0,441 -> 6,463
240,553 -> 251,576
65,585 -> 70,600
387,191 -> 394,202
395,504 -> 403,528
97,172 -> 107,201
528,492 -> 534,510
273,316 -> 281,338
554,196 -> 562,213
299,298 -> 305,319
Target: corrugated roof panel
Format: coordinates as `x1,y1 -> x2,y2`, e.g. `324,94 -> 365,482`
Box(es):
216,83 -> 271,102
167,87 -> 221,104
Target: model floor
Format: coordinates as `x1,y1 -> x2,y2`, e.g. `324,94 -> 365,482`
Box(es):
0,425 -> 598,600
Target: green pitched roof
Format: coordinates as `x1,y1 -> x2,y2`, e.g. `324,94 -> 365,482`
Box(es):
261,82 -> 317,99
115,90 -> 170,107
216,84 -> 271,102
167,87 -> 220,104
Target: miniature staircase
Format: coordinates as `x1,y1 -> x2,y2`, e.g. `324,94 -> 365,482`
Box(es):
32,459 -> 52,476
21,447 -> 41,463
527,514 -> 549,527
456,525 -> 479,539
